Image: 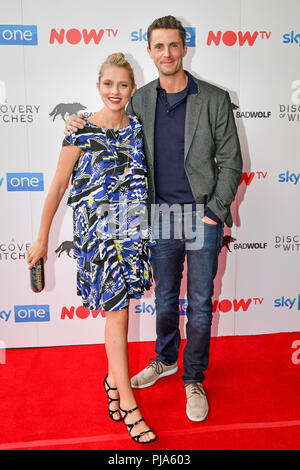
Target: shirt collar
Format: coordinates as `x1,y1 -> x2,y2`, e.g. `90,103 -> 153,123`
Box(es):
156,71 -> 198,96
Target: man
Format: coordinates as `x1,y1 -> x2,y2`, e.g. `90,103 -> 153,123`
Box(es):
65,15 -> 242,422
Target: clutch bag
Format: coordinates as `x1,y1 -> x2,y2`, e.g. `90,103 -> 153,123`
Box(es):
30,258 -> 45,293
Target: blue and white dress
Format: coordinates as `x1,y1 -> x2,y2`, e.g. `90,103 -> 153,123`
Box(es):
63,116 -> 153,311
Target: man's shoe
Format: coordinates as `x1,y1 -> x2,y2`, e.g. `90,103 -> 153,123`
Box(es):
131,359 -> 178,389
185,382 -> 209,422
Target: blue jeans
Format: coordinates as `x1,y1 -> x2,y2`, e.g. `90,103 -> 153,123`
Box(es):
150,209 -> 224,383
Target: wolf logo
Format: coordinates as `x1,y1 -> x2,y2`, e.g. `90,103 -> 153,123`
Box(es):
49,103 -> 86,121
55,241 -> 74,257
222,235 -> 236,252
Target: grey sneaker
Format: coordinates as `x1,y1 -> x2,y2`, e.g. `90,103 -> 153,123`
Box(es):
185,382 -> 209,422
131,359 -> 178,389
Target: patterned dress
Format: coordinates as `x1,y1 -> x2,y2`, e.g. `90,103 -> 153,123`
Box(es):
62,116 -> 153,311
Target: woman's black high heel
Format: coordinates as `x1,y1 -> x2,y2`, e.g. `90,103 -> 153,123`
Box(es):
119,405 -> 157,444
104,374 -> 122,422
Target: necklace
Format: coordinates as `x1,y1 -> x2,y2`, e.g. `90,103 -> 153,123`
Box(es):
99,110 -> 127,130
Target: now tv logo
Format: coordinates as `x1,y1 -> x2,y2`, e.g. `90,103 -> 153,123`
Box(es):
213,297 -> 263,313
50,28 -> 118,45
207,30 -> 271,46
61,305 -> 106,319
239,171 -> 267,186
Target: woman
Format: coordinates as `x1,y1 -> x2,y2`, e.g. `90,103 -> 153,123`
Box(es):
27,53 -> 156,444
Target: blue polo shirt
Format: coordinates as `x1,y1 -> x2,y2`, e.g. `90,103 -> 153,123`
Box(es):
154,72 -> 220,222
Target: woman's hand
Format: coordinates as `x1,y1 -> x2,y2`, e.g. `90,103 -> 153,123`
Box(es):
64,113 -> 85,135
27,241 -> 48,270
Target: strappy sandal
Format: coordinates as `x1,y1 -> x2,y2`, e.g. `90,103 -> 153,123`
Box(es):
119,405 -> 157,444
104,374 -> 122,422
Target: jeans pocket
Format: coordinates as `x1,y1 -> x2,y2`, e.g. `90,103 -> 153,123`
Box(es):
201,217 -> 219,228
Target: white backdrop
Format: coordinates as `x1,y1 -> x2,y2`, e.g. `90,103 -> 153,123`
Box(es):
1,0 -> 300,348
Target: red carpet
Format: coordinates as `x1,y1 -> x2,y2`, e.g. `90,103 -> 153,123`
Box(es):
1,332 -> 300,450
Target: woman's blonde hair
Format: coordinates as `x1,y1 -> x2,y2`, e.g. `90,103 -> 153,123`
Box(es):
98,52 -> 136,88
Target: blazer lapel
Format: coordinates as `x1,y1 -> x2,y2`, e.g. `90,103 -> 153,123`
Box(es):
184,92 -> 202,160
141,81 -> 158,166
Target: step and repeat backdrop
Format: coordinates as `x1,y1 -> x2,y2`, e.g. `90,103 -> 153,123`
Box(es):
1,0 -> 300,348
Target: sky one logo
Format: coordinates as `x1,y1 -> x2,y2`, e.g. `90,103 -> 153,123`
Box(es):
135,300 -> 187,315
274,295 -> 300,310
131,27 -> 196,47
2,173 -> 44,192
14,305 -> 50,322
282,31 -> 300,46
0,309 -> 11,322
0,25 -> 38,45
278,171 -> 300,185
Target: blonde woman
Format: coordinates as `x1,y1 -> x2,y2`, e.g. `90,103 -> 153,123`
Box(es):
27,53 -> 156,444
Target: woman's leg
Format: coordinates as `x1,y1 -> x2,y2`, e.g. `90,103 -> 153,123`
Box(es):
105,307 -> 156,443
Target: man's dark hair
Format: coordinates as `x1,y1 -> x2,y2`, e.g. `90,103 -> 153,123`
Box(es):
147,15 -> 186,48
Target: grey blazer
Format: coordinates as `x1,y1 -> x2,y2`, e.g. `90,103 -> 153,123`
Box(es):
126,73 -> 242,227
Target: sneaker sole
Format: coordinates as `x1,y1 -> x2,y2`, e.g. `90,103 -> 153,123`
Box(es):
186,404 -> 209,422
131,366 -> 178,389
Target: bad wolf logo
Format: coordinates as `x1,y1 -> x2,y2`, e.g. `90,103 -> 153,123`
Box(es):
49,102 -> 86,121
55,241 -> 74,257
